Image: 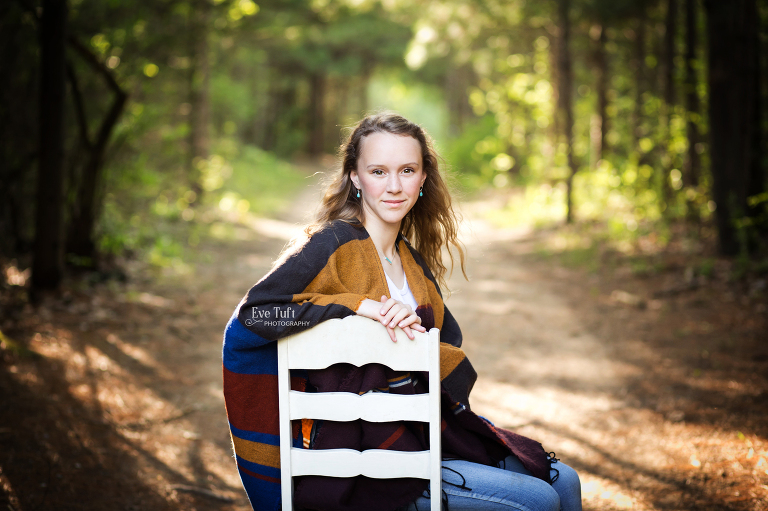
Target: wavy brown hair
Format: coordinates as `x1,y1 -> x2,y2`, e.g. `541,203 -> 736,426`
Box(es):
308,112 -> 466,292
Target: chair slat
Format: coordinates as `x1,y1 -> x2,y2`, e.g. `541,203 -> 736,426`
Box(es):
290,448 -> 431,479
284,316 -> 431,371
289,391 -> 430,422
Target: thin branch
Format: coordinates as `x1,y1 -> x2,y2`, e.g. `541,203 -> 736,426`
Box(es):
65,60 -> 92,150
67,36 -> 125,97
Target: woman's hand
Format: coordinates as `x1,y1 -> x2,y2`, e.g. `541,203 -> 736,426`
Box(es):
356,296 -> 427,342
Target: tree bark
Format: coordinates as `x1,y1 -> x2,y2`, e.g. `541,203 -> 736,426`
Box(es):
308,72 -> 326,156
32,0 -> 67,292
359,65 -> 372,117
446,64 -> 473,137
188,0 -> 210,201
705,0 -> 761,255
632,1 -> 648,154
746,3 -> 765,227
558,0 -> 578,223
662,0 -> 678,207
591,23 -> 608,167
683,0 -> 702,221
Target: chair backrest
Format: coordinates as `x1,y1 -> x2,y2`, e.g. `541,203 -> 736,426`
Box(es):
277,315 -> 441,511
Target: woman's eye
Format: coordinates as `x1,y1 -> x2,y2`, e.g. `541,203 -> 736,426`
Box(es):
372,169 -> 384,176
402,167 -> 414,174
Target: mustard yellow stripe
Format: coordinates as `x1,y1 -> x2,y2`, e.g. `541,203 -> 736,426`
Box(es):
231,435 -> 281,469
440,343 -> 466,381
296,239 -> 388,308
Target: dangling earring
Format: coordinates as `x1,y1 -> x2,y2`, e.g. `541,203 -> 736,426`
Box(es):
419,186 -> 423,197
356,188 -> 361,198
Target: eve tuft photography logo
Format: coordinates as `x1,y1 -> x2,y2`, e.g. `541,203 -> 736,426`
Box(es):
245,306 -> 310,328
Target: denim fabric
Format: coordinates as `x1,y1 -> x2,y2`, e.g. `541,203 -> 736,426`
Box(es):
400,455 -> 581,511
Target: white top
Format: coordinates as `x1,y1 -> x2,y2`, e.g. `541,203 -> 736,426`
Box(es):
384,271 -> 419,312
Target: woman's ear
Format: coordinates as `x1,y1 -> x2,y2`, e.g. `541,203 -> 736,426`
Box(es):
350,171 -> 360,189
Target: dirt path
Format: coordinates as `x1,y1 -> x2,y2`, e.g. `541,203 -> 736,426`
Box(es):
451,207 -> 768,510
2,176 -> 767,510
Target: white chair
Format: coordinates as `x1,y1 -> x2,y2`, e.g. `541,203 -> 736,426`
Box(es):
277,315 -> 442,511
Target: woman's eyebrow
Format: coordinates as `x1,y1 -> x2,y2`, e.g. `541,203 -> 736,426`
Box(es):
366,162 -> 420,169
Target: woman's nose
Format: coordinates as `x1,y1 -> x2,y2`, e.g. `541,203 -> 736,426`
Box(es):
386,174 -> 402,193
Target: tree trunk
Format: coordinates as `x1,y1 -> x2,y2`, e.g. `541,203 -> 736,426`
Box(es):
261,68 -> 280,151
705,0 -> 760,255
746,4 -> 765,229
188,0 -> 210,201
661,0 -> 678,208
446,65 -> 473,137
683,0 -> 702,221
558,0 -> 578,223
32,0 -> 67,292
632,1 -> 648,154
591,23 -> 608,167
359,65 -> 372,117
308,72 -> 326,156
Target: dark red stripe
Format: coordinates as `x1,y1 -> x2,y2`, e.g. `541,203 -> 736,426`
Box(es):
223,367 -> 307,433
223,368 -> 279,433
238,463 -> 281,484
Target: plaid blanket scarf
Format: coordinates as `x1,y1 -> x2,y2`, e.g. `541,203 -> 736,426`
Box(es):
223,220 -> 552,511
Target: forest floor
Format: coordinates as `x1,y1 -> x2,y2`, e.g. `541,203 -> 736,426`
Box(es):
1,166 -> 768,511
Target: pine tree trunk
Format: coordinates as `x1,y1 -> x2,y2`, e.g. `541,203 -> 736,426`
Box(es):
662,0 -> 678,208
188,0 -> 210,201
446,65 -> 472,137
359,66 -> 372,117
558,0 -> 577,223
745,3 -> 765,228
591,23 -> 608,167
32,0 -> 67,292
308,72 -> 326,156
683,0 -> 702,221
632,1 -> 648,155
705,0 -> 760,255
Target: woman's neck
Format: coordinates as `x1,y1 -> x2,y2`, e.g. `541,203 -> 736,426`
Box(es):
361,217 -> 400,260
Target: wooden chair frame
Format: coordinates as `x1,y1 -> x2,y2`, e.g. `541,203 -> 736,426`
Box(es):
277,315 -> 442,511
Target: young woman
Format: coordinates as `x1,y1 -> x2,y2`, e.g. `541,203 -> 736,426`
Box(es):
223,113 -> 582,511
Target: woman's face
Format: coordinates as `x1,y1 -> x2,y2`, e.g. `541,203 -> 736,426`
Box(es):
350,132 -> 426,231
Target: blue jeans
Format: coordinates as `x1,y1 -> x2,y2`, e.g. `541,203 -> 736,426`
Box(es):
401,455 -> 581,511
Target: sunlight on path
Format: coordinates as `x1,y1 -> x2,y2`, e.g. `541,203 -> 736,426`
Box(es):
449,207 -> 652,510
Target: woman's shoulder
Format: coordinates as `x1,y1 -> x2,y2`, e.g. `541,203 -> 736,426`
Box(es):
309,219 -> 368,246
280,219 -> 367,261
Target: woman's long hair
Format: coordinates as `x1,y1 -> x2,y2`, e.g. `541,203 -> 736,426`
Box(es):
308,112 -> 466,292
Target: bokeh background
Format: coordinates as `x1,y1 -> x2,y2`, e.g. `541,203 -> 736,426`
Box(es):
1,1 -> 768,510
1,0 -> 766,286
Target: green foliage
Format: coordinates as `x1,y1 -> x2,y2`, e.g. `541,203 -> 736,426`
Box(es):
97,140 -> 306,269
206,142 -> 308,216
4,0 -> 764,277
368,72 -> 448,146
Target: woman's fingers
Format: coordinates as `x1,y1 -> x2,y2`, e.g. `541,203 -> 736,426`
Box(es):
387,307 -> 410,328
375,295 -> 426,341
387,324 -> 397,343
379,295 -> 399,316
408,323 -> 427,333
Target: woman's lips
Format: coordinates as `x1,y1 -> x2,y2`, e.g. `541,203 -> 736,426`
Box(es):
383,200 -> 406,206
